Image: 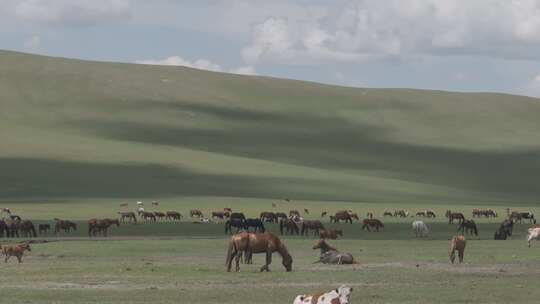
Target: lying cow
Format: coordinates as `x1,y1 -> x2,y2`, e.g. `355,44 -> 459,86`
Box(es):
294,285 -> 353,304
527,227 -> 540,247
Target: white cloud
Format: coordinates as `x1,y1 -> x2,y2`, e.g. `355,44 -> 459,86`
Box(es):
1,0 -> 131,26
522,74 -> 540,97
229,66 -> 257,75
135,55 -> 256,75
230,0 -> 540,65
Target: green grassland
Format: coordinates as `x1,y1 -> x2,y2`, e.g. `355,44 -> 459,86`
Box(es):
1,237 -> 540,304
2,50 -> 540,205
2,50 -> 540,303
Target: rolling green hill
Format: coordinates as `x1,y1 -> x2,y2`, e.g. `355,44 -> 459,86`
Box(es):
1,50 -> 540,205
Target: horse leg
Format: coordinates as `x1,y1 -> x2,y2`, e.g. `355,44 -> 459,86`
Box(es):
17,254 -> 22,263
449,250 -> 456,264
235,253 -> 241,272
260,250 -> 272,272
458,249 -> 464,263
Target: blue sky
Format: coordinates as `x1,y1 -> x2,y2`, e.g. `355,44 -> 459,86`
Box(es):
1,0 -> 540,97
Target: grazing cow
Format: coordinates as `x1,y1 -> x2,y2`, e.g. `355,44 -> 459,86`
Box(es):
449,235 -> 466,263
38,223 -> 51,235
527,227 -> 540,247
301,220 -> 325,236
319,229 -> 343,240
190,209 -> 204,218
279,218 -> 299,235
458,219 -> 478,236
118,211 -> 137,224
361,219 -> 384,232
260,212 -> 278,223
166,211 -> 182,222
412,220 -> 429,237
2,243 -> 31,263
293,285 -> 353,304
446,210 -> 465,224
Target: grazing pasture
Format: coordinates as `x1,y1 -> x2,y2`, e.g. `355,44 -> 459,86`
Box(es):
0,198 -> 539,303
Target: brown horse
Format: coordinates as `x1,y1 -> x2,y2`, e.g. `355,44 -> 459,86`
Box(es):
190,209 -> 203,218
19,220 -> 37,238
118,211 -> 137,223
446,210 -> 465,224
154,211 -> 167,221
260,212 -> 278,223
279,218 -> 299,235
141,211 -> 156,222
3,243 -> 31,263
312,239 -> 338,255
301,220 -> 325,236
54,219 -> 77,235
361,219 -> 384,232
212,211 -> 230,220
225,232 -> 292,272
449,235 -> 466,263
38,223 -> 51,235
166,211 -> 182,221
88,218 -> 120,237
333,211 -> 354,224
319,229 -> 343,239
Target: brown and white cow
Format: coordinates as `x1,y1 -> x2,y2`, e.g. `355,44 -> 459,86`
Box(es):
294,285 -> 353,304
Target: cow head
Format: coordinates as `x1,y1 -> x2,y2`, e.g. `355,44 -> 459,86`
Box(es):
337,285 -> 352,304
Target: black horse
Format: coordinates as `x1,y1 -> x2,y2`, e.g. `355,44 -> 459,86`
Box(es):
494,219 -> 513,240
229,212 -> 246,221
244,218 -> 265,233
458,219 -> 478,236
225,218 -> 245,234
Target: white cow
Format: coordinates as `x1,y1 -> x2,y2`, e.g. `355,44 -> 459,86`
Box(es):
294,285 -> 352,304
412,220 -> 429,237
527,227 -> 540,247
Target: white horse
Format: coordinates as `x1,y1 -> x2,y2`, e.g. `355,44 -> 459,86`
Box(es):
527,227 -> 540,247
412,220 -> 429,237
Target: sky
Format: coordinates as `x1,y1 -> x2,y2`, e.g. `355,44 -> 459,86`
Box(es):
1,0 -> 540,97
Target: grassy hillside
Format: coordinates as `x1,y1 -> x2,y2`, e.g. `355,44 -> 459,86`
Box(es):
1,50 -> 540,205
